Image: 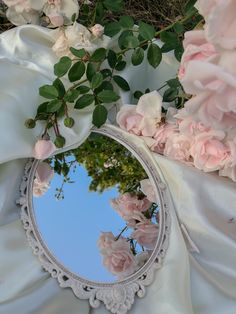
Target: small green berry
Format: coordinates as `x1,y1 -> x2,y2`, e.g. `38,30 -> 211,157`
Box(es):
64,117 -> 75,128
25,119 -> 36,129
54,136 -> 66,148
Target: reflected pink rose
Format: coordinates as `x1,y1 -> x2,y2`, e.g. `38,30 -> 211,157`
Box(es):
33,179 -> 49,197
179,30 -> 217,80
164,133 -> 193,163
97,232 -> 116,253
131,221 -> 158,250
190,130 -> 231,172
36,162 -> 54,184
102,237 -> 137,279
110,193 -> 151,220
34,139 -> 56,160
140,179 -> 158,203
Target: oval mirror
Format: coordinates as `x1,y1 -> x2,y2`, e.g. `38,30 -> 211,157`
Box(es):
18,125 -> 170,314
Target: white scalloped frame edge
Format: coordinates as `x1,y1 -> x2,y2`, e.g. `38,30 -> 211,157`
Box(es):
17,125 -> 171,314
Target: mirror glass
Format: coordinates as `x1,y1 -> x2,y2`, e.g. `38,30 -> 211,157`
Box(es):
33,133 -> 160,283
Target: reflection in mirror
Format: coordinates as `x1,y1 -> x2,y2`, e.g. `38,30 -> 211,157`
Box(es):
33,133 -> 159,283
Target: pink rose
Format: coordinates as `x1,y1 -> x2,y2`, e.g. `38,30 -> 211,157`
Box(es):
101,237 -> 137,279
90,24 -> 104,37
195,0 -> 219,19
219,165 -> 236,182
190,130 -> 231,172
164,133 -> 193,163
117,91 -> 163,137
97,232 -> 116,253
181,60 -> 236,96
140,179 -> 158,203
47,12 -> 64,27
152,123 -> 179,154
33,178 -> 50,197
110,193 -> 151,220
178,115 -> 210,136
179,30 -> 217,80
116,105 -> 143,135
36,162 -> 54,184
131,221 -> 159,250
201,0 -> 236,50
3,0 -> 30,12
33,139 -> 56,160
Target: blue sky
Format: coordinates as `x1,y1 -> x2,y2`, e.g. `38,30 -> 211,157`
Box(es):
34,163 -> 126,283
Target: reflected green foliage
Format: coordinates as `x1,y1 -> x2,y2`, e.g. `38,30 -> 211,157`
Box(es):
52,134 -> 147,194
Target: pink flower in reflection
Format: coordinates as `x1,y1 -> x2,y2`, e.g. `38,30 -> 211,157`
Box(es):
131,221 -> 159,250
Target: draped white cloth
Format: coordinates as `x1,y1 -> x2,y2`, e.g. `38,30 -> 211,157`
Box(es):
0,25 -> 235,314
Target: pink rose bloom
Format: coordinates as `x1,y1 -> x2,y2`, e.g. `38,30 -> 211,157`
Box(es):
36,162 -> 54,184
97,232 -> 116,253
33,178 -> 50,197
117,91 -> 163,137
140,179 -> 158,203
179,30 -> 217,80
102,237 -> 137,279
3,0 -> 31,12
200,0 -> 236,50
116,105 -> 143,135
178,115 -> 210,136
33,139 -> 56,160
181,60 -> 236,96
125,211 -> 147,228
110,193 -> 151,220
190,130 -> 231,172
131,221 -> 159,250
164,133 -> 193,163
90,24 -> 104,37
219,165 -> 236,182
151,123 -> 179,154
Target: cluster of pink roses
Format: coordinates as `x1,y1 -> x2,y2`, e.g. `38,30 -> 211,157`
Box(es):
117,0 -> 236,182
97,179 -> 159,279
3,0 -> 79,27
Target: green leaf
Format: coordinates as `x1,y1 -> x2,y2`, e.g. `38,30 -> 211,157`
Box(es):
107,50 -> 117,68
37,102 -> 49,114
161,42 -> 176,53
76,85 -> 90,94
97,90 -> 120,103
68,61 -> 86,82
53,78 -> 66,98
163,88 -> 178,102
173,22 -> 184,34
134,90 -> 143,99
166,78 -> 180,88
104,22 -> 122,37
94,81 -> 113,94
119,16 -> 134,29
90,48 -> 106,62
54,56 -> 72,77
101,69 -> 112,79
64,89 -> 80,102
86,63 -> 96,81
39,85 -> 59,99
91,72 -> 103,89
174,44 -> 184,62
92,105 -> 108,127
147,43 -> 162,68
123,35 -> 140,49
160,31 -> 179,45
103,0 -> 123,12
69,48 -> 87,58
113,75 -> 130,91
46,99 -> 63,112
75,94 -> 95,109
185,0 -> 197,14
139,21 -> 155,40
131,47 -> 144,66
118,30 -> 133,49
115,61 -> 126,71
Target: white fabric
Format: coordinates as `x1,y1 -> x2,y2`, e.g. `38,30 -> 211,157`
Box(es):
0,25 -> 236,314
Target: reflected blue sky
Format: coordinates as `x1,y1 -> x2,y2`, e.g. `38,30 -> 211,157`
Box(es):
34,163 -> 126,282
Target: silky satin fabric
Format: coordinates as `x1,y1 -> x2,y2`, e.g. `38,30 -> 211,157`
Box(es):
0,25 -> 235,314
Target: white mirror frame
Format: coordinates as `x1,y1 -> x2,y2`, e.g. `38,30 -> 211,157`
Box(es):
17,125 -> 171,314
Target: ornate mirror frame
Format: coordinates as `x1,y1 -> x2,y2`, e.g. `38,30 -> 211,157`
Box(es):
17,124 -> 171,314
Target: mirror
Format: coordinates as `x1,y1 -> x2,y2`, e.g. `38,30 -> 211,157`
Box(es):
19,125 -> 170,314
